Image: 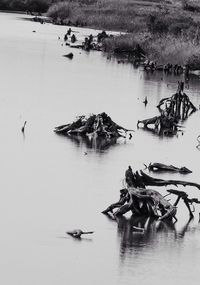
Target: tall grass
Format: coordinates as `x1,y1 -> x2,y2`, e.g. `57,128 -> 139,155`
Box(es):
45,0 -> 200,67
103,32 -> 200,67
46,0 -> 160,31
2,0 -> 200,67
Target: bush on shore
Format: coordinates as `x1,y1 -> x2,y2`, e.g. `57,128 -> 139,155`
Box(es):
103,32 -> 200,68
47,2 -> 73,20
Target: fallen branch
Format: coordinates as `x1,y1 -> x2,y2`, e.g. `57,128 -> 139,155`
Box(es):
145,162 -> 192,174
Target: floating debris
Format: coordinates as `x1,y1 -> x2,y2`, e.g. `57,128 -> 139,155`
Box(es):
66,229 -> 94,238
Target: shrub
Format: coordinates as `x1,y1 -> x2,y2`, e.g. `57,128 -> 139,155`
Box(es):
25,0 -> 51,12
0,0 -> 9,9
146,13 -> 169,34
182,0 -> 200,12
187,54 -> 200,70
47,2 -> 73,20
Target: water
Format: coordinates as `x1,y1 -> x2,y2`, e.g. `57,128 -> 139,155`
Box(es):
0,12 -> 200,285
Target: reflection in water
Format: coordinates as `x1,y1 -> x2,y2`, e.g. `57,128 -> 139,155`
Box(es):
57,133 -> 127,152
105,214 -> 196,259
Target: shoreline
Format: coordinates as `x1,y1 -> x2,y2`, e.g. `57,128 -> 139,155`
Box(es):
2,3 -> 200,74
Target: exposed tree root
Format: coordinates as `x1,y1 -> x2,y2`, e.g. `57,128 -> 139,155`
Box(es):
102,166 -> 200,221
54,112 -> 134,139
137,82 -> 197,136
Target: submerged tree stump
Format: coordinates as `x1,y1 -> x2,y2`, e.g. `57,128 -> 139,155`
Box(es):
54,112 -> 134,139
137,82 -> 197,136
102,166 -> 200,221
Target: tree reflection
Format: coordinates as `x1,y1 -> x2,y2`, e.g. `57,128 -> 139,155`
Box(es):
104,213 -> 196,260
56,133 -> 126,152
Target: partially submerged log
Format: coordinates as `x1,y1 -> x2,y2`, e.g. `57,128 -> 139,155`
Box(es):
145,163 -> 192,174
137,82 -> 197,136
66,229 -> 94,238
63,53 -> 74,59
102,166 -> 200,221
137,114 -> 180,136
54,112 -> 134,139
129,169 -> 200,190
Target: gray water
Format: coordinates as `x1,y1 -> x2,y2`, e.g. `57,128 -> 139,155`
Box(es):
1,12 -> 200,285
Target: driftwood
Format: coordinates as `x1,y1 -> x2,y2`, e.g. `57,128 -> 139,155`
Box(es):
63,53 -> 74,59
102,166 -> 200,221
145,163 -> 192,174
137,114 -> 179,136
66,229 -> 94,238
54,112 -> 134,139
129,169 -> 200,190
137,82 -> 197,136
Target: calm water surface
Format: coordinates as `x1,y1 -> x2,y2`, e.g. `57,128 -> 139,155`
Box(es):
0,13 -> 200,285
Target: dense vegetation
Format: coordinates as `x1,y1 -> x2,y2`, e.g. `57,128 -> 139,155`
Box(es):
0,0 -> 53,12
46,0 -> 200,67
2,0 -> 200,67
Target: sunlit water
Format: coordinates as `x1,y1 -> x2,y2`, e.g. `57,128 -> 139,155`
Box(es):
0,12 -> 200,285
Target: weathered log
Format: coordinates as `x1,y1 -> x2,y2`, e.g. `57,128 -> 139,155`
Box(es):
125,166 -> 200,190
67,229 -> 94,238
146,163 -> 192,174
138,170 -> 200,190
137,114 -> 179,136
63,53 -> 74,59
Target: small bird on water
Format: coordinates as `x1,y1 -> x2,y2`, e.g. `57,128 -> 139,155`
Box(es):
21,121 -> 27,133
66,229 -> 94,238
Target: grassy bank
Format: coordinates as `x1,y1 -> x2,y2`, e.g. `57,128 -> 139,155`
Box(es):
3,0 -> 200,67
45,0 -> 200,67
